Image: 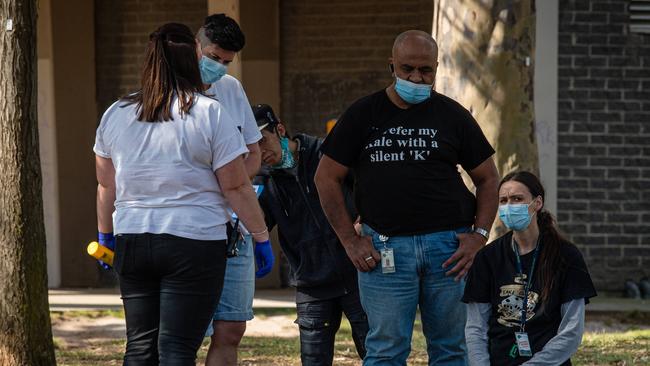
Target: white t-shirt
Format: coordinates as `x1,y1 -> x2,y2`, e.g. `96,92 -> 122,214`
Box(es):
93,94 -> 248,241
206,74 -> 261,146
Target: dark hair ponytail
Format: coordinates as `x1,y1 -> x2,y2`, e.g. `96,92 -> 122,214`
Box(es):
536,209 -> 567,303
123,23 -> 203,122
500,171 -> 568,303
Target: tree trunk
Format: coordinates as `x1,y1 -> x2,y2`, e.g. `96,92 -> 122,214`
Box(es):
433,0 -> 538,235
433,0 -> 538,175
0,0 -> 57,364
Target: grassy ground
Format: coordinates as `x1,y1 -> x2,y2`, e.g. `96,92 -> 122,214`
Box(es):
54,309 -> 650,366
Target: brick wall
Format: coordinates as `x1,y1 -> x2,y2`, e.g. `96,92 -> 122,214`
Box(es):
558,0 -> 650,291
95,0 -> 206,118
280,0 -> 433,136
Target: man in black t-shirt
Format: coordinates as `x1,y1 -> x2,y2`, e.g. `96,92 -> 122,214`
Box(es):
315,30 -> 499,365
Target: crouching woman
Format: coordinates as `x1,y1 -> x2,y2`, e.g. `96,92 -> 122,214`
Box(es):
463,171 -> 597,365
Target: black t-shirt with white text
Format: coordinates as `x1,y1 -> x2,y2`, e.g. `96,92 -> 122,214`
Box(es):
462,232 -> 597,366
320,89 -> 494,236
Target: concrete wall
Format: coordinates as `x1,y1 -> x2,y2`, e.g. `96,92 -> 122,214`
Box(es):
279,0 -> 433,136
534,0 -> 558,216
557,0 -> 650,291
37,0 -> 61,287
50,0 -> 99,286
241,0 -> 281,112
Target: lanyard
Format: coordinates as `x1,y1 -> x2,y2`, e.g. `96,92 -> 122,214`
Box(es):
512,236 -> 541,332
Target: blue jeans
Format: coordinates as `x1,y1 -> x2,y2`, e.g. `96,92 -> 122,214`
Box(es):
205,235 -> 255,337
213,234 -> 255,321
359,225 -> 470,366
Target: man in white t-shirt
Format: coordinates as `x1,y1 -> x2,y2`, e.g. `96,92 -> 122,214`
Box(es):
196,14 -> 274,366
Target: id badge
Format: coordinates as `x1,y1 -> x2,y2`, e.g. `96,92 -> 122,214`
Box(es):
380,248 -> 395,274
515,332 -> 533,357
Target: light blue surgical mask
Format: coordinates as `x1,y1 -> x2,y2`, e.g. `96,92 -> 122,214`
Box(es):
394,76 -> 432,104
199,56 -> 227,84
498,201 -> 536,231
271,137 -> 296,170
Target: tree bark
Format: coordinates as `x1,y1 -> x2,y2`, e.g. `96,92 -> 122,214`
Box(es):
433,0 -> 538,177
0,0 -> 57,364
433,0 -> 537,236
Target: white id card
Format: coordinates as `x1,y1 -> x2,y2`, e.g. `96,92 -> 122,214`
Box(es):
380,248 -> 395,274
515,332 -> 533,357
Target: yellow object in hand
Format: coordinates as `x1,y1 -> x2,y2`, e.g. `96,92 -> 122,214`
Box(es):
87,241 -> 114,266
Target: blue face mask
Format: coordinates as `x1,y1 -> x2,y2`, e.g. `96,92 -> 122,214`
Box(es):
199,56 -> 227,84
498,202 -> 536,231
271,137 -> 296,170
394,76 -> 432,104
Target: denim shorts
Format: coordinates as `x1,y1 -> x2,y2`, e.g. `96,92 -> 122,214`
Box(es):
211,234 -> 255,322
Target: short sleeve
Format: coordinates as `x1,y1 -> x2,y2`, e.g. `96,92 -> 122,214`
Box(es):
93,106 -> 113,158
462,247 -> 493,303
210,103 -> 250,171
236,85 -> 262,145
457,107 -> 495,171
320,101 -> 367,167
559,244 -> 597,304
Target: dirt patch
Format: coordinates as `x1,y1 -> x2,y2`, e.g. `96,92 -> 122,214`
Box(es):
245,315 -> 299,338
52,315 -> 126,349
52,313 -> 298,348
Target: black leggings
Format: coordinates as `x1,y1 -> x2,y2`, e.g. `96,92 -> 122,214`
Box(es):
114,233 -> 227,366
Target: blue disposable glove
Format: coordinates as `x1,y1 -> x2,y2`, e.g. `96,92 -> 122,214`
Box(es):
254,240 -> 274,278
98,232 -> 115,270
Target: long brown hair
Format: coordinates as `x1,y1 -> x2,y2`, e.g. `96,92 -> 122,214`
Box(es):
500,171 -> 568,303
123,23 -> 203,122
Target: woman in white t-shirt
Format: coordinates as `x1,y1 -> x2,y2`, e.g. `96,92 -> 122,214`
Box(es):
93,23 -> 269,365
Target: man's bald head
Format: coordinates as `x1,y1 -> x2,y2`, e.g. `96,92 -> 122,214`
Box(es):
392,30 -> 438,59
388,30 -> 439,89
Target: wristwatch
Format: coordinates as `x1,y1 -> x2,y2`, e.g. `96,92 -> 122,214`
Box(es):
473,227 -> 489,240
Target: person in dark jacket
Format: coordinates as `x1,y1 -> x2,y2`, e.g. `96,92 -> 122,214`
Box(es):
252,104 -> 368,366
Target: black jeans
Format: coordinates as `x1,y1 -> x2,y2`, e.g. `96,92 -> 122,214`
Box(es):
295,291 -> 369,366
114,233 -> 227,366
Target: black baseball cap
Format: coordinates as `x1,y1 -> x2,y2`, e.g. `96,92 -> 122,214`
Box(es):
252,104 -> 279,131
